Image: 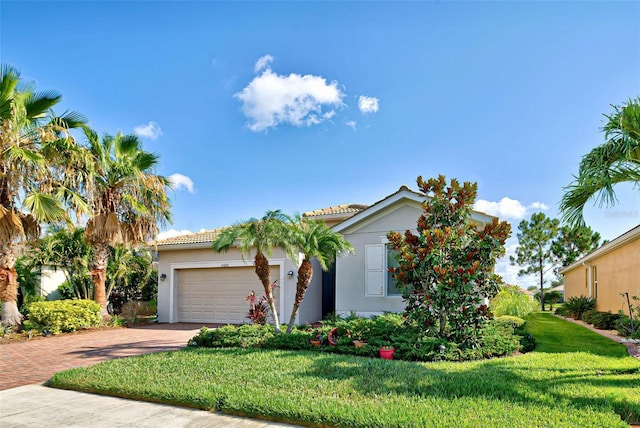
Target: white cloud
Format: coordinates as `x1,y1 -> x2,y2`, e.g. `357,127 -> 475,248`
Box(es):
235,64 -> 345,132
345,120 -> 357,130
529,202 -> 549,210
358,95 -> 379,114
157,229 -> 193,240
168,173 -> 195,193
254,54 -> 274,73
133,121 -> 162,140
474,197 -> 548,220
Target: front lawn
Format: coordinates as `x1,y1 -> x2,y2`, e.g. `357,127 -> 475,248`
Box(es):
50,313 -> 639,427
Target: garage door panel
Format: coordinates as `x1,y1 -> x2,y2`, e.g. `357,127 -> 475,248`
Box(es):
178,266 -> 280,324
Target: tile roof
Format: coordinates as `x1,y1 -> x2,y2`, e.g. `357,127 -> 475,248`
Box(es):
302,204 -> 368,218
151,228 -> 226,247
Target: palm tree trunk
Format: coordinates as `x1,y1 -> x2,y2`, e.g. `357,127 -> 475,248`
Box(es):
286,258 -> 313,334
254,252 -> 280,333
0,241 -> 22,326
91,242 -> 110,318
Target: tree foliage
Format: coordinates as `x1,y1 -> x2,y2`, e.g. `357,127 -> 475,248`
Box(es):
387,175 -> 511,347
510,212 -> 559,311
511,213 -> 602,310
551,225 -> 602,268
81,129 -> 171,315
284,215 -> 353,334
0,64 -> 86,325
212,210 -> 295,333
561,97 -> 640,226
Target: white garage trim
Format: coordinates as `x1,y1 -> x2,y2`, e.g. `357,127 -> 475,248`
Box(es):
167,259 -> 286,323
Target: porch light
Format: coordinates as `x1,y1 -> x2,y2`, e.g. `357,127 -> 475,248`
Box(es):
160,273 -> 167,281
287,271 -> 294,278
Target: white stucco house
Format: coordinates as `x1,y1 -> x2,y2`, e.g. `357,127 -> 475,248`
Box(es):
153,186 -> 494,325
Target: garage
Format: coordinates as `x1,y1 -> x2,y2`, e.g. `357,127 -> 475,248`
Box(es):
177,266 -> 280,324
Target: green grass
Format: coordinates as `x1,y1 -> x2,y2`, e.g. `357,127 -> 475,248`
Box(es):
525,312 -> 629,356
49,313 -> 640,428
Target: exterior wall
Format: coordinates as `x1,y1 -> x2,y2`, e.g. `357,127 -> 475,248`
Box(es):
297,258 -> 323,324
40,267 -> 66,300
335,204 -> 421,316
157,246 -> 307,324
564,238 -> 640,313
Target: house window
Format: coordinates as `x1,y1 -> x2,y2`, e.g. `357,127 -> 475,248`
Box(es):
386,247 -> 402,296
364,244 -> 402,297
585,268 -> 588,289
592,265 -> 598,299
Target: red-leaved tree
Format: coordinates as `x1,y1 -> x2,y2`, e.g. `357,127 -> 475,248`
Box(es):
387,175 -> 511,346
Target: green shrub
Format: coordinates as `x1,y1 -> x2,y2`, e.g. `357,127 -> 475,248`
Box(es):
493,315 -> 526,330
582,310 -> 620,330
20,294 -> 45,317
27,300 -> 102,334
562,295 -> 596,320
490,286 -> 536,318
188,313 -> 525,362
616,315 -> 640,339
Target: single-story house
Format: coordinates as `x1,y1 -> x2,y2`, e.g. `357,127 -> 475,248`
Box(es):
559,224 -> 640,314
154,185 -> 494,325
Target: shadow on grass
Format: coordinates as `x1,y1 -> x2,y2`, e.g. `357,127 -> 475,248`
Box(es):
298,351 -> 640,423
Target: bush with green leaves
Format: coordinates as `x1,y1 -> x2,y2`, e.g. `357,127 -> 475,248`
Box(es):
616,315 -> 640,339
561,295 -> 596,320
582,310 -> 621,330
387,176 -> 511,347
490,286 -> 536,318
188,313 -> 526,362
26,300 -> 102,334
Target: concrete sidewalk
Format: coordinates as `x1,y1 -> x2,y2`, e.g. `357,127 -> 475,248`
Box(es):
0,384 -> 299,428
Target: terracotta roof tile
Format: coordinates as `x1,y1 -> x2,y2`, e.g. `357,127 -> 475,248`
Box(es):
302,204 -> 368,217
151,228 -> 225,246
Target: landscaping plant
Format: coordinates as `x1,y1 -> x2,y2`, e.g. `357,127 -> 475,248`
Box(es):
490,285 -> 537,318
387,175 -> 511,346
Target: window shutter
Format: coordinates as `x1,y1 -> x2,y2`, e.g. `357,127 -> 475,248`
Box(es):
365,244 -> 384,296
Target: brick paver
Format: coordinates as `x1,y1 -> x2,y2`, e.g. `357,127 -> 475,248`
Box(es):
0,323 -> 218,390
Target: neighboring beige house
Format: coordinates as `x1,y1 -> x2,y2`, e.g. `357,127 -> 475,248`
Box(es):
154,186 -> 494,325
559,224 -> 640,314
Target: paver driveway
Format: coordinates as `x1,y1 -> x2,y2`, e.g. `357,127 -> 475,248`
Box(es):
0,323 -> 217,390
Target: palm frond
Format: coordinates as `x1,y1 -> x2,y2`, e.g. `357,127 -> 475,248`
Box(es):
22,192 -> 67,223
24,90 -> 62,120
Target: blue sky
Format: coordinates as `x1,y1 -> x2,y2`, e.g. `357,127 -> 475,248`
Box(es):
2,1 -> 639,287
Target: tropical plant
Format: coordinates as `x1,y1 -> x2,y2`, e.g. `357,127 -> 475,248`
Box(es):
81,128 -> 171,316
212,210 -> 295,333
562,295 -> 596,320
31,226 -> 93,299
490,285 -> 536,318
0,64 -> 86,325
105,245 -> 154,313
284,215 -> 354,334
561,97 -> 640,226
510,212 -> 560,311
387,175 -> 511,347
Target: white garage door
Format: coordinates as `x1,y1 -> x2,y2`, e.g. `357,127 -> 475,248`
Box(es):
177,266 -> 280,324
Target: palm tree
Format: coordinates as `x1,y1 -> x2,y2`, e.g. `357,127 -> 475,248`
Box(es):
82,128 -> 171,316
0,64 -> 86,325
561,97 -> 640,226
285,215 -> 353,334
212,210 -> 295,333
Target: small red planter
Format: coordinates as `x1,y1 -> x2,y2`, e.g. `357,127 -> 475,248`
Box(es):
379,347 -> 395,360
